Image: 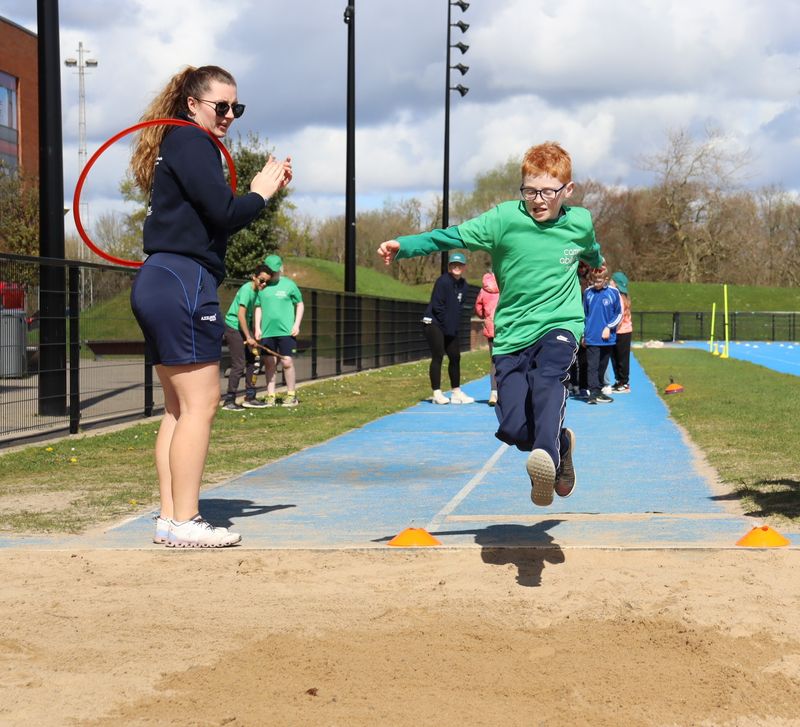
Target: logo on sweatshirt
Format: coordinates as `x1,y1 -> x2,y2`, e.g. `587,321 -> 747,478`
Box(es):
560,247 -> 582,265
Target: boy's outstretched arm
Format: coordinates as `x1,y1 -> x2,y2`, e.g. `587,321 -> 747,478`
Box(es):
377,240 -> 401,265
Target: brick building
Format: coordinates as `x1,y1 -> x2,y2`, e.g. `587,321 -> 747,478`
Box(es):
0,16 -> 38,174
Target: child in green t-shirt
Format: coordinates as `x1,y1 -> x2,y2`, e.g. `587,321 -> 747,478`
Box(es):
378,142 -> 606,507
221,265 -> 270,410
255,254 -> 305,407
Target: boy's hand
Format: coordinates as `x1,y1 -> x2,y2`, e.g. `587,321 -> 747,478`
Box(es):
377,240 -> 400,265
601,326 -> 610,341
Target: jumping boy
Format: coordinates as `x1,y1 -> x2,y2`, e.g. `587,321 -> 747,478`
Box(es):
378,141 -> 605,506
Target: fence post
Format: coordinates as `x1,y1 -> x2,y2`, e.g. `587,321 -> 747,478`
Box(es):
374,298 -> 381,368
68,266 -> 80,434
144,352 -> 154,417
672,312 -> 679,342
335,293 -> 342,376
311,291 -> 318,379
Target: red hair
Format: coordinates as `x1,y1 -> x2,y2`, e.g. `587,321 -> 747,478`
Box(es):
521,142 -> 572,183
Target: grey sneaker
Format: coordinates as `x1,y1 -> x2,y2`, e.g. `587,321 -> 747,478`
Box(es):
527,449 -> 556,507
282,392 -> 299,408
153,515 -> 171,544
555,428 -> 576,498
221,400 -> 245,411
166,515 -> 241,548
242,398 -> 268,409
595,392 -> 614,403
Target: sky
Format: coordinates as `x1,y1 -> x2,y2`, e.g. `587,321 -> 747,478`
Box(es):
5,0 -> 800,234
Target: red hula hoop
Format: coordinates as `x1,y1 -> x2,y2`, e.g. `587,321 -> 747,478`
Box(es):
73,118 -> 238,268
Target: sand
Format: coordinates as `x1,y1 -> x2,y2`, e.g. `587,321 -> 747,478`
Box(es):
2,546 -> 800,726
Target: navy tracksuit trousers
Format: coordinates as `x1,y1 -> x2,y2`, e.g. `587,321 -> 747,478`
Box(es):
493,328 -> 577,470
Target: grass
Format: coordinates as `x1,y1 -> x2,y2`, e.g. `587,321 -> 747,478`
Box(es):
629,281 -> 800,312
635,347 -> 800,527
0,351 -> 493,535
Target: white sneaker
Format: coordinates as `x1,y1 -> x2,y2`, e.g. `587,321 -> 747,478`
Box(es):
153,515 -> 171,544
450,390 -> 475,404
432,390 -> 450,405
601,385 -> 613,396
166,515 -> 241,548
488,390 -> 498,406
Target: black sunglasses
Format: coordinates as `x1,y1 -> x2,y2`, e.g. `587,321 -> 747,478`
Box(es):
195,98 -> 246,118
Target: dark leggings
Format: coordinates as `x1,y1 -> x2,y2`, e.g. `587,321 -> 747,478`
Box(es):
423,323 -> 460,390
611,332 -> 632,386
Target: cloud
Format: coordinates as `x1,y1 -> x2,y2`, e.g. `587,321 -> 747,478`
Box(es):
6,0 -> 800,227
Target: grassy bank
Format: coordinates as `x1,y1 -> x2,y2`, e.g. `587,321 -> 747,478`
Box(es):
635,347 -> 800,528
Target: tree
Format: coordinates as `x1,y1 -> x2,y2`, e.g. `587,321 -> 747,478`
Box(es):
224,132 -> 292,279
0,161 -> 39,256
450,157 -> 519,223
639,128 -> 750,283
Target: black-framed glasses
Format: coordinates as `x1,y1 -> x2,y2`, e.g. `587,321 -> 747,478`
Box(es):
519,182 -> 567,202
195,98 -> 246,118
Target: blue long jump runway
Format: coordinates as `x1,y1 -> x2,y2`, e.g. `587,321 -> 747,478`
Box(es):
682,340 -> 800,376
14,351 -> 795,551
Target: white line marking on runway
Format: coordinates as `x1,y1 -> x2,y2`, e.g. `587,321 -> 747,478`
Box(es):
426,443 -> 509,532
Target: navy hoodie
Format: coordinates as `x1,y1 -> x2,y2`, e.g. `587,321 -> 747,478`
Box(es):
142,115 -> 265,285
424,272 -> 466,337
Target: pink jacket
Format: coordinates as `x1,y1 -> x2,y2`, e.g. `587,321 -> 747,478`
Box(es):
474,273 -> 499,339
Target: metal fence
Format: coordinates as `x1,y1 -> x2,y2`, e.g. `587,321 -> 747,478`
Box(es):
1,253 -> 477,446
4,251 -> 797,446
635,310 -> 800,344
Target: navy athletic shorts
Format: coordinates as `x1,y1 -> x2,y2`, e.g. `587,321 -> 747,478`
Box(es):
130,252 -> 224,366
261,336 -> 297,357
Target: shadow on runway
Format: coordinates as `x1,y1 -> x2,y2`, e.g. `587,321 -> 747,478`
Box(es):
199,498 -> 296,529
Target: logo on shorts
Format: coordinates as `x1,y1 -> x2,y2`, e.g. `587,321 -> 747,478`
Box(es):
200,314 -> 217,322
557,335 -> 570,342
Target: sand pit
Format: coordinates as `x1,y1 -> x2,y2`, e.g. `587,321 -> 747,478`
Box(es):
2,547 -> 800,726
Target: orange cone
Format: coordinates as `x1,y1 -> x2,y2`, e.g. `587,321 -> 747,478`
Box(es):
664,376 -> 684,394
735,525 -> 790,548
387,527 -> 442,547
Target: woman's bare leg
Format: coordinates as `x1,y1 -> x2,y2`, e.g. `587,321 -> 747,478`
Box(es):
154,370 -> 179,519
156,362 -> 220,522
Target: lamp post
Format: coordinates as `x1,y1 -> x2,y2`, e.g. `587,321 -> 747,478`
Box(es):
442,0 -> 469,273
343,3 -> 356,294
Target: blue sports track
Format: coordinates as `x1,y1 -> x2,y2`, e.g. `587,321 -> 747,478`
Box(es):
3,348 -> 796,550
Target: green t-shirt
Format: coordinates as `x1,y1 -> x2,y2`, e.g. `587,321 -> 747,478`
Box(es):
396,202 -> 603,355
224,281 -> 260,331
257,277 -> 303,337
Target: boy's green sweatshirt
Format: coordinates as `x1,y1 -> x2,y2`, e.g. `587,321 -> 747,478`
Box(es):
396,201 -> 603,355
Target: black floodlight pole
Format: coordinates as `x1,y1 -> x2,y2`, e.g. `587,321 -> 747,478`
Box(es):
344,2 -> 356,294
441,0 -> 470,274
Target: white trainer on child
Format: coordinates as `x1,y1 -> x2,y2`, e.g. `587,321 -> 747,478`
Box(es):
432,390 -> 450,405
450,390 -> 475,404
